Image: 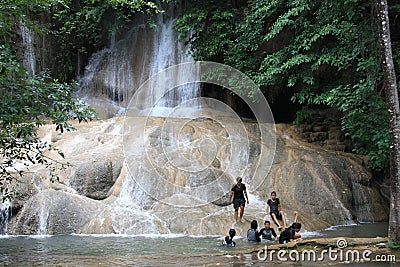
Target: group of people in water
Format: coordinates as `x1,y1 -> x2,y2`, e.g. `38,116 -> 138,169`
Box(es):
223,177 -> 302,247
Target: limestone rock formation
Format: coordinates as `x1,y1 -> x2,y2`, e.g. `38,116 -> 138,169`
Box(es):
4,117 -> 389,236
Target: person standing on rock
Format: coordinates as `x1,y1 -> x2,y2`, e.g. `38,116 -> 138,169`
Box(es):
266,191 -> 287,231
229,177 -> 249,225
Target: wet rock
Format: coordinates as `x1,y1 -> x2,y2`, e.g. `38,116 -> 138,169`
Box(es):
9,189 -> 168,235
211,192 -> 230,206
10,189 -> 101,234
5,117 -> 390,235
68,158 -> 123,200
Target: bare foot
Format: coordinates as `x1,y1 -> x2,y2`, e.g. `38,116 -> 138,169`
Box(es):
232,221 -> 237,227
240,218 -> 244,224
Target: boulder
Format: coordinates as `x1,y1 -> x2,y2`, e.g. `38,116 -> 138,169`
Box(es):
68,158 -> 123,200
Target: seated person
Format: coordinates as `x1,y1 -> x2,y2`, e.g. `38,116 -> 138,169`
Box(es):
266,191 -> 287,230
278,212 -> 302,244
247,220 -> 261,242
222,228 -> 236,247
259,220 -> 278,241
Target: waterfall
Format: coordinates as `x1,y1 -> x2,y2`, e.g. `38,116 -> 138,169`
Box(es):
78,4 -> 199,118
0,201 -> 11,235
20,23 -> 36,76
38,197 -> 49,235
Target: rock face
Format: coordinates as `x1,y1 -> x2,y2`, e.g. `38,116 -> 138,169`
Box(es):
295,124 -> 354,152
4,117 -> 389,236
258,124 -> 388,230
68,158 -> 123,200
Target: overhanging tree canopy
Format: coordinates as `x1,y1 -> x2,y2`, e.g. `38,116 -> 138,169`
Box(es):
173,0 -> 400,171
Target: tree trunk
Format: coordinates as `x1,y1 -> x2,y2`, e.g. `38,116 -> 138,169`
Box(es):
376,0 -> 400,243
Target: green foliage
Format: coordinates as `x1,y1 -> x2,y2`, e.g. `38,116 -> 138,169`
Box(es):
322,81 -> 389,170
174,0 -> 395,170
293,108 -> 313,125
387,242 -> 400,249
50,0 -> 159,80
173,1 -> 236,61
105,0 -> 158,10
0,0 -> 97,201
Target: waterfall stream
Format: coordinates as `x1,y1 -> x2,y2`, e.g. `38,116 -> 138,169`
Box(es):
19,23 -> 36,76
78,5 -> 199,118
0,202 -> 11,235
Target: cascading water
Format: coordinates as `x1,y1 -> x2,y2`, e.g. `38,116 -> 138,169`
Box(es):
0,201 -> 11,235
37,194 -> 49,235
73,4 -> 203,233
19,23 -> 36,76
78,3 -> 200,118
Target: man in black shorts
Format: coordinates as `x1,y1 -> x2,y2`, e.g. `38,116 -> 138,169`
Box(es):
266,191 -> 287,230
229,177 -> 249,225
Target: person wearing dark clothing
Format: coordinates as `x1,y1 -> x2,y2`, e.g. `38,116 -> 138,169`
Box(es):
266,191 -> 287,230
278,212 -> 302,244
229,177 -> 249,224
222,228 -> 236,247
259,221 -> 278,241
247,220 -> 261,242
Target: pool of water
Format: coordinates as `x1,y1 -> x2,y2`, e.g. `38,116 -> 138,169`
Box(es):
0,222 -> 394,266
306,221 -> 389,238
0,234 -> 259,266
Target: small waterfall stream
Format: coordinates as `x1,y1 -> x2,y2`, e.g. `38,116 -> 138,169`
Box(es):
0,202 -> 11,235
19,23 -> 36,76
37,194 -> 50,235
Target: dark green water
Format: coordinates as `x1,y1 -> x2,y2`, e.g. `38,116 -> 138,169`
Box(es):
307,221 -> 389,239
0,222 -> 397,266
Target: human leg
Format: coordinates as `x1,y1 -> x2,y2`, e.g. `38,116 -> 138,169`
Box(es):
232,199 -> 240,224
280,211 -> 288,228
271,212 -> 282,230
293,211 -> 299,222
239,205 -> 245,223
233,207 -> 239,225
